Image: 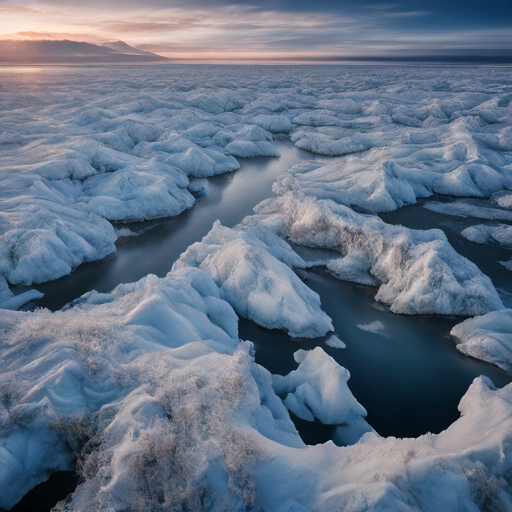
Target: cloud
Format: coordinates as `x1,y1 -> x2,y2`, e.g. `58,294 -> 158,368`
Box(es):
379,10 -> 431,18
100,21 -> 194,32
3,31 -> 104,42
0,4 -> 40,14
0,0 -> 510,62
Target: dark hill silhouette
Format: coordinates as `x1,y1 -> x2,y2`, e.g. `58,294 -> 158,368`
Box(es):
0,39 -> 168,63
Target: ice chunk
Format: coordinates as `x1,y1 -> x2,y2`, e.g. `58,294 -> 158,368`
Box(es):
357,321 -> 388,337
461,224 -> 512,248
0,195 -> 117,286
451,310 -> 512,373
249,192 -> 503,316
325,335 -> 346,349
174,221 -> 333,338
273,347 -> 371,444
81,163 -> 195,222
273,158 -> 422,213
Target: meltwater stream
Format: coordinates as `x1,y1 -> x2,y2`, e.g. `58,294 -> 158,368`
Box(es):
30,142 -> 512,444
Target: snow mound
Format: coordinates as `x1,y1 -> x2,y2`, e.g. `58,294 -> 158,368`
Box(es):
0,183 -> 117,286
173,221 -> 333,338
248,192 -> 503,316
81,162 -> 194,222
451,310 -> 512,373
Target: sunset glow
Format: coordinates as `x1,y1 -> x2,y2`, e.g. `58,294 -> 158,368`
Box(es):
0,0 -> 510,62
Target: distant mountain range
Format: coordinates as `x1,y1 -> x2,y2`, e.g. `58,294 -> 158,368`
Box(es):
0,39 -> 168,64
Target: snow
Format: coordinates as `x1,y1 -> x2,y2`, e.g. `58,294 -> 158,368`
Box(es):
248,192 -> 503,316
2,65 -> 512,293
451,310 -> 512,373
1,268 -> 512,511
0,267 -> 245,509
81,162 -> 195,222
2,65 -> 512,510
0,185 -> 118,286
173,220 -> 333,338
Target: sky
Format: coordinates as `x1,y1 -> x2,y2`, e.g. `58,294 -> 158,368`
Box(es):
0,0 -> 511,62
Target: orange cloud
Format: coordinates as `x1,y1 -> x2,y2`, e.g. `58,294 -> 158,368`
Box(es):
101,21 -> 194,33
4,31 -> 104,42
0,4 -> 40,14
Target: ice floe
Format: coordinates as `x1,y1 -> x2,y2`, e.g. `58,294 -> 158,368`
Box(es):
273,347 -> 372,444
462,224 -> 512,248
325,334 -> 346,349
173,220 -> 333,338
248,192 -> 503,316
451,310 -> 512,373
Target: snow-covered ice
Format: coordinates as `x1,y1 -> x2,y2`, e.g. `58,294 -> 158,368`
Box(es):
1,269 -> 512,511
451,310 -> 512,373
462,224 -> 512,248
273,348 -> 372,444
2,65 -> 512,291
247,192 -> 503,316
173,220 -> 333,338
2,64 -> 512,510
